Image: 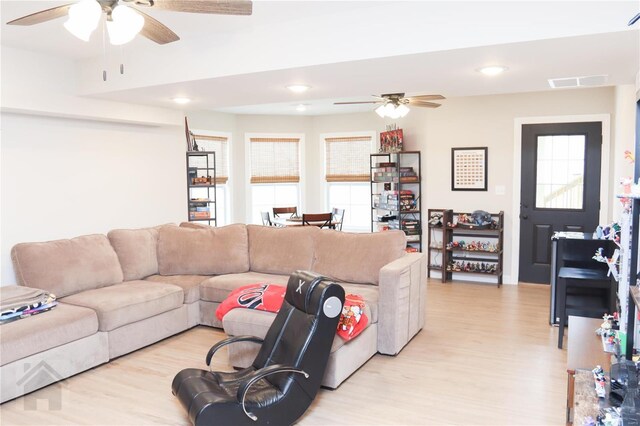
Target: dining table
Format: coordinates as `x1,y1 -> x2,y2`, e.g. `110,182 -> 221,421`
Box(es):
272,216 -> 339,229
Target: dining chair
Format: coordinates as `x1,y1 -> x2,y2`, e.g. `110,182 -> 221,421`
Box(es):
260,211 -> 273,226
272,206 -> 298,219
331,208 -> 345,231
302,213 -> 333,229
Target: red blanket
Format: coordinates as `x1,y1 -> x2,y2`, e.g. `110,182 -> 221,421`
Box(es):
215,284 -> 368,341
215,284 -> 285,321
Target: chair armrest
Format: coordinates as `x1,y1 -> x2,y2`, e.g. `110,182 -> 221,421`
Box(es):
206,335 -> 264,366
377,252 -> 426,355
236,364 -> 309,421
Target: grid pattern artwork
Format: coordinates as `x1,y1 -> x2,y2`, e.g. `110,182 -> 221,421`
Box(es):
451,147 -> 488,191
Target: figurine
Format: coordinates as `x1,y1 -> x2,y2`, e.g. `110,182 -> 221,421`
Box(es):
593,366 -> 607,398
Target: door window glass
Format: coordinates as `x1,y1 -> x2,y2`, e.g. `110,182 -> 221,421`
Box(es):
535,135 -> 585,209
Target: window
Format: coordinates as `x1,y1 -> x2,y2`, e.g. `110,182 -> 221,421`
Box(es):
535,135 -> 585,209
324,134 -> 374,231
192,131 -> 230,225
249,135 -> 301,223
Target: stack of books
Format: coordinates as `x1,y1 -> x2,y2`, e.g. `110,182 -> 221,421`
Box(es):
189,201 -> 210,219
377,190 -> 415,211
372,164 -> 419,183
388,219 -> 421,235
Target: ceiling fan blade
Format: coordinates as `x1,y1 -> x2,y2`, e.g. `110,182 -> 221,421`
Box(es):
409,100 -> 442,108
6,4 -> 73,26
408,94 -> 446,101
150,0 -> 252,15
334,101 -> 381,105
134,9 -> 180,44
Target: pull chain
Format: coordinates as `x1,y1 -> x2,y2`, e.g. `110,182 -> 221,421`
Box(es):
102,18 -> 107,81
120,45 -> 125,75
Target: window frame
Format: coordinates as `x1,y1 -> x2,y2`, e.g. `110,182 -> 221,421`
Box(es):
245,132 -> 305,223
321,131 -> 376,232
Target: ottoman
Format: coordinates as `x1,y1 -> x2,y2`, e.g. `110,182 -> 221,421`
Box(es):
222,308 -> 378,389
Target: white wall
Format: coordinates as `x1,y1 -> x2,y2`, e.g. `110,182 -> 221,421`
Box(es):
1,113 -> 185,285
0,46 -> 629,286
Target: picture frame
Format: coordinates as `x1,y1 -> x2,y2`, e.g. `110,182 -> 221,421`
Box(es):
451,147 -> 488,191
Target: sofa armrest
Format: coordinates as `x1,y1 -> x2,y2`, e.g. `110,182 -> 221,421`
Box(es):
377,252 -> 426,355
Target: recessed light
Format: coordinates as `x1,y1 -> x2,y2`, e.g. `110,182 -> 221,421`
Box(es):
172,97 -> 191,104
477,66 -> 508,76
286,84 -> 311,93
295,104 -> 307,112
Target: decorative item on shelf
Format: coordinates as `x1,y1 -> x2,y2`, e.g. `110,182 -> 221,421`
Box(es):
449,210 -> 497,229
379,125 -> 404,153
191,176 -> 214,185
428,212 -> 443,227
446,240 -> 499,252
446,260 -> 497,274
592,365 -> 607,398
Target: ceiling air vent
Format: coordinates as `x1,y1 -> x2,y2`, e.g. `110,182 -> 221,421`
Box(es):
548,75 -> 609,89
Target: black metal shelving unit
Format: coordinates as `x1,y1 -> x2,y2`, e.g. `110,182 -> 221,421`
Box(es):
186,151 -> 217,226
370,151 -> 422,252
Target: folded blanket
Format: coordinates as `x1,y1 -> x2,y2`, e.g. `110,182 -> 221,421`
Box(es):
0,286 -> 57,323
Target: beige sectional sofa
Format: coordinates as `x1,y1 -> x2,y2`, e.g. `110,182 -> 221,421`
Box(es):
1,222 -> 426,403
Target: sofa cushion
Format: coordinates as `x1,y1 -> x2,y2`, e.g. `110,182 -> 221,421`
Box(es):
157,224 -> 249,276
145,274 -> 209,304
108,225 -> 172,281
312,230 -> 406,285
11,235 -> 124,298
222,307 -> 372,355
61,281 -> 183,332
200,272 -> 289,303
247,225 -> 318,275
0,300 -> 99,366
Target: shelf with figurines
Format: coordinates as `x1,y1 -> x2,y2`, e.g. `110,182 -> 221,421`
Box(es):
445,260 -> 500,275
444,210 -> 504,287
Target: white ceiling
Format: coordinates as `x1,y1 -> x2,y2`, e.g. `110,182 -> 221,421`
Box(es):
2,1 -> 639,115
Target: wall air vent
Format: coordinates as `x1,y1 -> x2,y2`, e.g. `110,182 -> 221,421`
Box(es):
548,74 -> 609,89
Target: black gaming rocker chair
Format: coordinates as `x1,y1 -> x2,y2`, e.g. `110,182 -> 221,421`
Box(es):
172,270 -> 345,426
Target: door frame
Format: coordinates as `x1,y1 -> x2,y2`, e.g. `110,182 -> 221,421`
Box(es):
510,114 -> 611,285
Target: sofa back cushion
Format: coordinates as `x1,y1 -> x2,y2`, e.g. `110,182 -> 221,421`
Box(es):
247,225 -> 318,275
312,230 -> 406,285
11,234 -> 124,298
108,225 -> 173,281
157,224 -> 249,275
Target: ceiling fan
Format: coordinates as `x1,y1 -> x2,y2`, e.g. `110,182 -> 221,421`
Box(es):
6,0 -> 253,45
334,93 -> 445,118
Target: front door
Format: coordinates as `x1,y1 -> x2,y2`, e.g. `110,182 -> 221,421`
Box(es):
519,122 -> 602,283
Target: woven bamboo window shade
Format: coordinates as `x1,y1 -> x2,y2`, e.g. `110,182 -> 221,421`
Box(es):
192,134 -> 228,184
250,137 -> 300,183
325,136 -> 372,182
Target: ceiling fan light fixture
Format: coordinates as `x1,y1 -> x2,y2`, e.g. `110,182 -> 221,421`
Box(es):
396,104 -> 410,118
375,105 -> 386,118
107,4 -> 145,46
64,0 -> 102,42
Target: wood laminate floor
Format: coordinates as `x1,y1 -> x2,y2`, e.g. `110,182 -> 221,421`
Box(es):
0,280 -> 566,425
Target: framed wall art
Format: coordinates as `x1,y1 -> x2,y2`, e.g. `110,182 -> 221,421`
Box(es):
451,147 -> 488,191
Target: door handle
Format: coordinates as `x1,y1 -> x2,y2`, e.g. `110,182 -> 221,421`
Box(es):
520,214 -> 528,220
